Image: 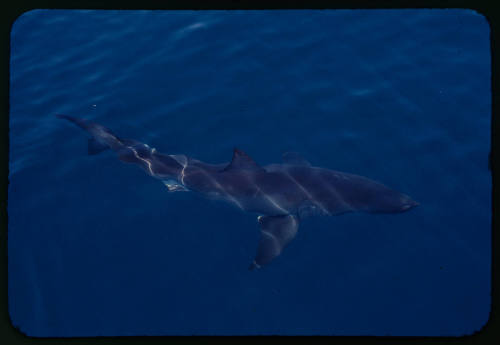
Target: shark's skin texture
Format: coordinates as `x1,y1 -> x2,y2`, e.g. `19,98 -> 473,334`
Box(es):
57,115 -> 419,269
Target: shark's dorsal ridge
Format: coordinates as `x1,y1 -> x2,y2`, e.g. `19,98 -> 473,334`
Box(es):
222,148 -> 264,172
282,152 -> 311,166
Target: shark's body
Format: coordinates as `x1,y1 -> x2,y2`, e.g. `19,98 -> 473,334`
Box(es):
58,115 -> 419,269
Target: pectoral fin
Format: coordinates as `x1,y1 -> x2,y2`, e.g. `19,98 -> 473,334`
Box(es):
249,214 -> 299,270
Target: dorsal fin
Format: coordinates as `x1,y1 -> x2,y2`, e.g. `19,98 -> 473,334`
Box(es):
282,152 -> 311,166
222,148 -> 264,172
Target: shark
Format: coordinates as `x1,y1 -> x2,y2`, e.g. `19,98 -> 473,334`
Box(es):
57,115 -> 419,270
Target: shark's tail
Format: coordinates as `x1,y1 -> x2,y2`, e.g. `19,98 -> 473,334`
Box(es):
56,114 -> 92,131
55,114 -> 75,121
57,115 -> 185,180
56,114 -> 124,154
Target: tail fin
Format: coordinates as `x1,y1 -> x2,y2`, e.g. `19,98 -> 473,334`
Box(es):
56,114 -> 89,130
55,114 -> 73,121
57,114 -> 112,155
88,138 -> 109,155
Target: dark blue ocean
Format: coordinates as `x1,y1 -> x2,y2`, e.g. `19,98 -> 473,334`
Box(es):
8,9 -> 491,336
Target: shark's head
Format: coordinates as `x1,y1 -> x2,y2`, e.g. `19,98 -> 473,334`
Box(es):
364,189 -> 419,214
379,192 -> 419,213
398,194 -> 420,212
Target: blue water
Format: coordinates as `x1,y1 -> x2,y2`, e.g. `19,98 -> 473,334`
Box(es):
8,9 -> 491,336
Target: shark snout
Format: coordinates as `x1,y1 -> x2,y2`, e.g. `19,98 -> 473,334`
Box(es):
400,195 -> 419,211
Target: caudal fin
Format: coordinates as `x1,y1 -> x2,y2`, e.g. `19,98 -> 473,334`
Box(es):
56,114 -> 89,130
55,114 -> 73,120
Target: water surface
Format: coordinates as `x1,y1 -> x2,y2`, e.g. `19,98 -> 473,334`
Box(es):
8,9 -> 491,336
